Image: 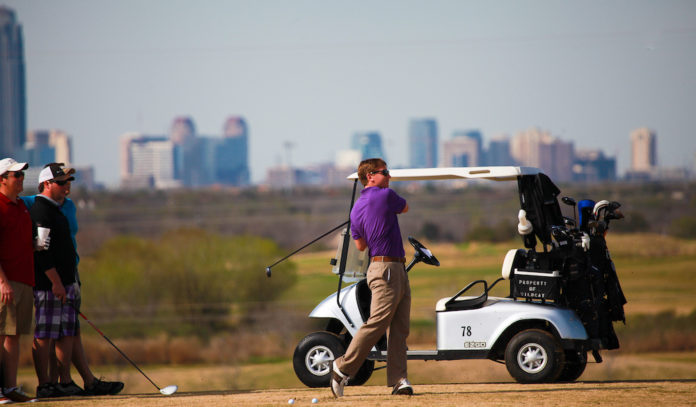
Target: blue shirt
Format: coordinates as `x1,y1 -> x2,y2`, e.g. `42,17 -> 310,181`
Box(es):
350,187 -> 406,258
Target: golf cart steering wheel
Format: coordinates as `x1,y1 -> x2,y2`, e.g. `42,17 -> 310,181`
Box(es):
407,237 -> 440,271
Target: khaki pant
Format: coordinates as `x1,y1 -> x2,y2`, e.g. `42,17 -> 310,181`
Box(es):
335,261 -> 411,387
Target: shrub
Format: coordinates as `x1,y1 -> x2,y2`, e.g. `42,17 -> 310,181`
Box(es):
79,229 -> 297,338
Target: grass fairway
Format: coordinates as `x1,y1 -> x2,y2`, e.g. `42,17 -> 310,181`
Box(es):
15,234 -> 695,398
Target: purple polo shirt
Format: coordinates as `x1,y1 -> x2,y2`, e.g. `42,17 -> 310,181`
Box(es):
350,186 -> 407,258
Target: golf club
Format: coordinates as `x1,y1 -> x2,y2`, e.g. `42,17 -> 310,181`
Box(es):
68,303 -> 178,396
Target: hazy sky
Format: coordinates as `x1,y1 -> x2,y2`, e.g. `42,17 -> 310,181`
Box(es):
4,0 -> 696,186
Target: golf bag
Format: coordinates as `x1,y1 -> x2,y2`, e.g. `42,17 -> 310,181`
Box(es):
509,173 -> 627,350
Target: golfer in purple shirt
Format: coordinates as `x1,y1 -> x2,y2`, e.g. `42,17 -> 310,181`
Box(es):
331,158 -> 414,397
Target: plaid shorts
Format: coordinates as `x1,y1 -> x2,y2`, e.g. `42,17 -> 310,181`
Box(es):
34,283 -> 81,339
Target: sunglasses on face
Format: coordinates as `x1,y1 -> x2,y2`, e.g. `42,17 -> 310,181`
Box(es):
370,169 -> 390,176
2,171 -> 24,179
51,179 -> 69,186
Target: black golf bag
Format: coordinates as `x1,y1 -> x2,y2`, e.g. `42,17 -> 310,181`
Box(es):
508,173 -> 627,351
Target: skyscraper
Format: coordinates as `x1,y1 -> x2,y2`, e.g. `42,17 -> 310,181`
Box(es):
0,7 -> 26,158
217,116 -> 249,185
120,132 -> 180,189
18,129 -> 73,167
409,118 -> 438,168
511,127 -> 574,182
487,135 -> 515,166
630,128 -> 656,172
351,131 -> 385,160
443,131 -> 481,167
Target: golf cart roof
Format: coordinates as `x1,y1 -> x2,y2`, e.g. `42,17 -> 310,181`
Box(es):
347,166 -> 541,182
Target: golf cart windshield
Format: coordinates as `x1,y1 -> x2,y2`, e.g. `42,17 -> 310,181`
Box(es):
332,227 -> 369,282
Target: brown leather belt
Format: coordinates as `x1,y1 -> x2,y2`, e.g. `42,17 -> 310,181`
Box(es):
371,256 -> 406,263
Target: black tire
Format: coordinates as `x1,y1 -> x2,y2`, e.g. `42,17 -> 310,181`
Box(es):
504,329 -> 565,384
556,350 -> 587,382
349,359 -> 375,386
293,332 -> 345,388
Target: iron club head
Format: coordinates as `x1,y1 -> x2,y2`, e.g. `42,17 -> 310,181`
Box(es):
160,385 -> 178,395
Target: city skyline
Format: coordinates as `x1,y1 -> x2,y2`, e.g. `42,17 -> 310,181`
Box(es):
3,1 -> 696,186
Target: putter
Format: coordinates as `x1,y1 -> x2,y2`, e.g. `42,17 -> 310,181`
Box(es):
68,303 -> 178,395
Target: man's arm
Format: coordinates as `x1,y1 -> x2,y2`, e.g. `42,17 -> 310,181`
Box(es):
353,237 -> 367,251
44,268 -> 66,303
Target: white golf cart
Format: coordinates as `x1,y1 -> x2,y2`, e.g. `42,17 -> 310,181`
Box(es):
270,166 -> 626,386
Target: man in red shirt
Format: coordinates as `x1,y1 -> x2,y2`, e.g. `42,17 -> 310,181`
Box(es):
0,158 -> 37,402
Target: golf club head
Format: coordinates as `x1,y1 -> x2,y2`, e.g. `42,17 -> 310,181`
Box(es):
561,196 -> 576,207
265,267 -> 272,277
160,385 -> 178,395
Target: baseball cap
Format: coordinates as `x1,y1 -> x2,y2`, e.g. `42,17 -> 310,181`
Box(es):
38,163 -> 76,183
0,158 -> 29,175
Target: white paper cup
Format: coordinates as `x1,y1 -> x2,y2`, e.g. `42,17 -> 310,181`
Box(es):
37,227 -> 50,249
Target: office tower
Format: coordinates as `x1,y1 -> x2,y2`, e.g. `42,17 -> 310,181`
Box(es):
511,127 -> 574,182
409,119 -> 438,168
0,7 -> 26,158
120,132 -> 179,189
443,131 -> 481,167
351,131 -> 385,160
170,116 -> 196,145
21,129 -> 73,165
573,149 -> 616,182
487,135 -> 515,166
169,116 -> 203,185
217,116 -> 249,186
630,128 -> 656,172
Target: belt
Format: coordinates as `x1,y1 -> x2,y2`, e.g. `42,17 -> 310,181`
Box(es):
371,256 -> 406,263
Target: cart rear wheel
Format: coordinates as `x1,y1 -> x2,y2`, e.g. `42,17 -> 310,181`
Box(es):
349,359 -> 375,386
504,329 -> 564,383
293,332 -> 345,387
557,350 -> 587,382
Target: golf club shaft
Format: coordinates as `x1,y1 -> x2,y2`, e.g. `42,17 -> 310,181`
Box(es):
69,303 -> 162,391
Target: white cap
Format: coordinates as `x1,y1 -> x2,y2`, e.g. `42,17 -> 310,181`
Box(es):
0,158 -> 28,175
38,164 -> 75,183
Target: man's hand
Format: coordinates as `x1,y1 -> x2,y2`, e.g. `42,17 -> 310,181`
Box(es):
52,281 -> 67,303
0,279 -> 14,305
45,268 -> 66,303
354,237 -> 367,251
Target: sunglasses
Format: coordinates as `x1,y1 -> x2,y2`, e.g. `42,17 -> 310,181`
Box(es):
51,179 -> 70,186
370,169 -> 390,176
2,171 -> 24,179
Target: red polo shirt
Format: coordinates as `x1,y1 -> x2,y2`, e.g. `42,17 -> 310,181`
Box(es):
0,192 -> 34,286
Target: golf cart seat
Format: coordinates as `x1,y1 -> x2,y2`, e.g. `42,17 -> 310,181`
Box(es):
436,280 -> 489,312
